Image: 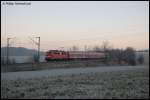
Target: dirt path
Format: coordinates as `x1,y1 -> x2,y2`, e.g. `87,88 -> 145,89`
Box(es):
1,65 -> 148,80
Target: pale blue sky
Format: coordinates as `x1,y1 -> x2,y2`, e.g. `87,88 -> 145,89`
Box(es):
1,1 -> 149,51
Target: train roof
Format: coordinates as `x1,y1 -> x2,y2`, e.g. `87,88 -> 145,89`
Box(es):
47,50 -> 66,53
46,50 -> 105,54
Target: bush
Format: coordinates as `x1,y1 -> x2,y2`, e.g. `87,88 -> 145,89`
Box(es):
107,47 -> 136,65
1,57 -> 6,65
138,55 -> 144,64
33,54 -> 39,63
1,57 -> 12,65
124,47 -> 136,66
11,58 -> 16,64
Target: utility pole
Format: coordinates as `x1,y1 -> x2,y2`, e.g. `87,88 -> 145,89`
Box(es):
29,36 -> 40,63
36,37 -> 40,62
6,38 -> 11,64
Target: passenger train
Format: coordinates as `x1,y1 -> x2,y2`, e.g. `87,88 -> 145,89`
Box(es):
45,50 -> 105,61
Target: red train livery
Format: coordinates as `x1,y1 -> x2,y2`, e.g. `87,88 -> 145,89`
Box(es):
45,50 -> 105,61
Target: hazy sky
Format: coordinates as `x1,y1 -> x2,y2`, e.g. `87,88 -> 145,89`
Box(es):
1,1 -> 149,51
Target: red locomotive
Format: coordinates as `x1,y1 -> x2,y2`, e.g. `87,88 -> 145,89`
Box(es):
45,50 -> 69,61
45,50 -> 105,61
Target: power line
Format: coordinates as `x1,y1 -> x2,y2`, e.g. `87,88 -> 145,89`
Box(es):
40,33 -> 141,44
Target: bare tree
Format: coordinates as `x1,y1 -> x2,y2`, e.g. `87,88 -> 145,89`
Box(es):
101,41 -> 112,52
71,46 -> 79,51
93,45 -> 102,52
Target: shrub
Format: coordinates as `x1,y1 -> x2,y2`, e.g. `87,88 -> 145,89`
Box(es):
107,47 -> 136,65
11,58 -> 16,64
124,47 -> 136,66
138,55 -> 144,64
33,54 -> 39,63
1,57 -> 6,65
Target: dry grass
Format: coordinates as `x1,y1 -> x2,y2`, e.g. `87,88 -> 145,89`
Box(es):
1,68 -> 149,99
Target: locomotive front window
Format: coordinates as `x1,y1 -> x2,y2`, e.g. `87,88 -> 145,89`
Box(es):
54,52 -> 58,54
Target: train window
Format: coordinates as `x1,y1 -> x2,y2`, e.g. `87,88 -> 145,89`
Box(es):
55,52 -> 60,54
62,51 -> 67,55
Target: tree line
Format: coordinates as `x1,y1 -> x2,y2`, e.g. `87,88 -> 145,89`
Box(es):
70,41 -> 145,66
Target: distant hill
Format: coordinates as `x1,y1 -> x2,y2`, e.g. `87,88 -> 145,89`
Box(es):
1,47 -> 45,56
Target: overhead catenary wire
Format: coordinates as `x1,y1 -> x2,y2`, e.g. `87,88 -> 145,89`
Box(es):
5,32 -> 138,52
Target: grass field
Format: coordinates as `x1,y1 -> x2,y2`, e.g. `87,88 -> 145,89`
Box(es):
1,67 -> 149,99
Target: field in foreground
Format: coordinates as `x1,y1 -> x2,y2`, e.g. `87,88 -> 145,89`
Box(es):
1,67 -> 149,99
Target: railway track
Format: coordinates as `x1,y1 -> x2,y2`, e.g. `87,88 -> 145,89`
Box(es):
2,58 -> 105,66
1,59 -> 106,72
